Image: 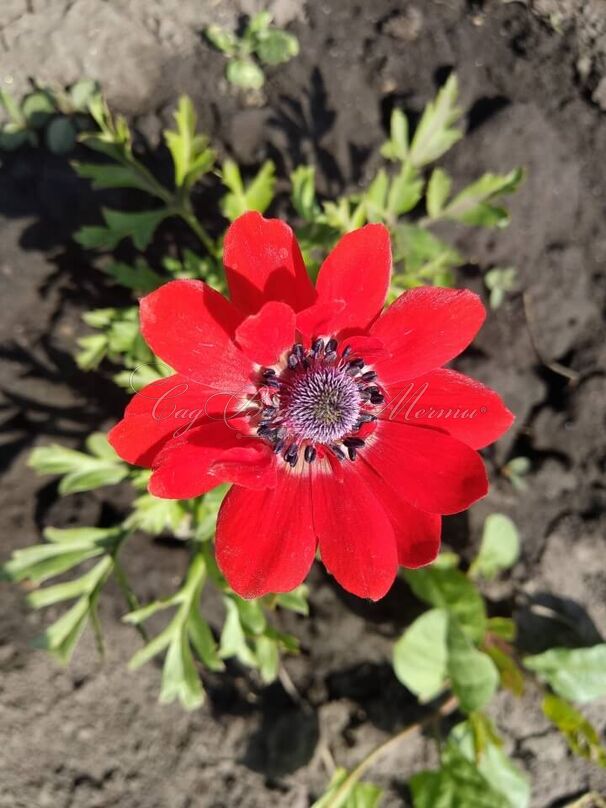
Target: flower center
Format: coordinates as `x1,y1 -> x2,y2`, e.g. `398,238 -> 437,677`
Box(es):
253,338 -> 384,467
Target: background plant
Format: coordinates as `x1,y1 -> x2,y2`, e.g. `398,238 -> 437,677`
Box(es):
205,11 -> 300,90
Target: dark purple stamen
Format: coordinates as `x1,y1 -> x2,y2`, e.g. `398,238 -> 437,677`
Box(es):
311,338 -> 324,354
343,437 -> 365,448
325,338 -> 338,354
360,370 -> 377,382
347,446 -> 357,461
304,445 -> 316,463
331,444 -> 346,460
284,443 -> 299,466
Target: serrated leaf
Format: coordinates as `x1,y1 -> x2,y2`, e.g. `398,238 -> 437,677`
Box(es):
524,645 -> 606,703
2,543 -> 102,584
85,432 -> 118,460
221,159 -> 275,220
392,223 -> 462,277
542,695 -> 606,767
380,108 -> 409,162
441,168 -> 523,227
469,514 -> 520,581
409,74 -> 462,168
102,259 -> 163,292
125,494 -> 189,536
291,165 -> 319,221
364,169 -> 389,221
219,597 -> 257,666
447,619 -> 499,713
227,58 -> 265,90
29,441 -> 129,494
403,566 -> 486,642
75,208 -> 169,251
165,96 -> 214,191
160,628 -> 205,710
75,333 -> 108,369
393,608 -> 448,701
427,168 -> 452,218
188,607 -> 224,672
386,164 -> 423,216
74,162 -> 156,192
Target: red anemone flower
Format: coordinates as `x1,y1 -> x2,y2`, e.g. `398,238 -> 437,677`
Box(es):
109,212 -> 513,601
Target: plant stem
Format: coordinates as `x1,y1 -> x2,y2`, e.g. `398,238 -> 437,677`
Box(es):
113,556 -> 149,642
177,204 -> 216,254
324,694 -> 459,808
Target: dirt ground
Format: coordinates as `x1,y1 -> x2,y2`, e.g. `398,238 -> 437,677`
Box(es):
1,1 -> 605,806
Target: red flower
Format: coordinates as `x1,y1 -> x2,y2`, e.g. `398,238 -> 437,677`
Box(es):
109,212 -> 513,601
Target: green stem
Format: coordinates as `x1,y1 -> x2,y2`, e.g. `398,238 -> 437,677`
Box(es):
113,553 -> 149,643
324,694 -> 458,808
177,204 -> 216,254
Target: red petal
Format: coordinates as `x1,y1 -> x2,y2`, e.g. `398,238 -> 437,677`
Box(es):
299,224 -> 391,335
215,469 -> 316,598
223,212 -> 316,315
357,460 -> 441,568
140,279 -> 252,393
148,421 -> 276,499
382,369 -> 514,449
365,420 -> 488,515
108,374 -> 237,466
371,288 -> 486,383
312,464 -> 398,600
235,301 -> 296,366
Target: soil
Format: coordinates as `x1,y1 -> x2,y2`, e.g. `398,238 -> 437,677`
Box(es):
1,1 -> 606,806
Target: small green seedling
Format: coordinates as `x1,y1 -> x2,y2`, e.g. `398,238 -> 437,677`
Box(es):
0,79 -> 100,154
205,11 -> 299,90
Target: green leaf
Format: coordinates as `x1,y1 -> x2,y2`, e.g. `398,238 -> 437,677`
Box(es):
32,556 -> 113,663
28,441 -> 129,494
0,88 -> 25,125
380,108 -> 409,162
486,617 -> 517,642
221,159 -> 275,220
364,169 -> 389,221
273,585 -> 309,616
219,596 -> 257,666
542,695 -> 606,767
409,74 -> 462,168
312,767 -> 383,808
447,619 -> 499,713
103,259 -> 163,292
255,29 -> 299,66
204,24 -> 238,56
246,11 -> 273,36
523,645 -> 606,703
164,96 -> 214,191
386,164 -> 423,217
0,123 -> 30,150
450,721 -> 530,808
69,78 -> 100,111
188,607 -> 224,672
85,432 -> 118,460
469,514 -> 520,581
160,628 -> 204,710
75,207 -> 169,251
392,223 -> 462,279
254,634 -> 280,683
125,494 -> 189,536
126,552 -> 212,709
75,333 -> 108,369
22,90 -> 56,127
426,168 -> 452,218
485,267 -> 518,310
441,168 -> 523,227
74,162 -> 157,192
291,165 -> 319,221
403,566 -> 486,642
2,542 -> 102,584
410,744 -> 510,808
393,608 -> 449,701
45,117 -> 77,155
226,58 -> 265,90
